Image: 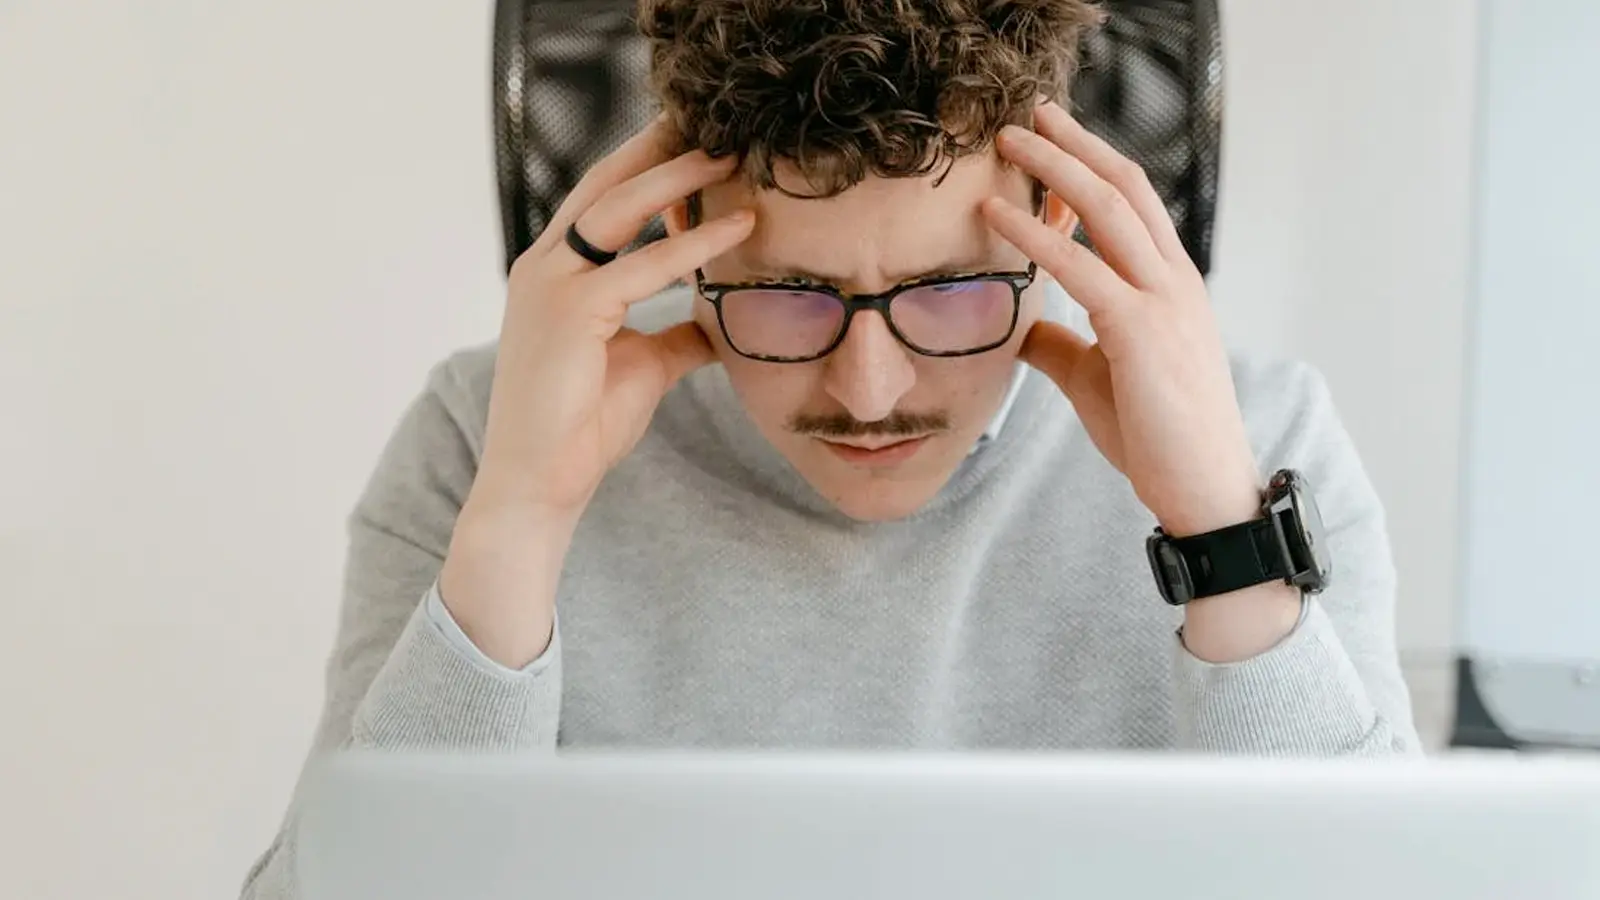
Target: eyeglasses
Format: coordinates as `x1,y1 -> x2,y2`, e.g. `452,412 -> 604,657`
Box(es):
686,192 -> 1040,364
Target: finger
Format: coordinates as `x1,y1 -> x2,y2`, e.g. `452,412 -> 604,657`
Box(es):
1032,101 -> 1189,267
554,151 -> 740,275
982,196 -> 1133,318
646,320 -> 718,388
997,124 -> 1167,292
580,209 -> 755,306
529,117 -> 678,258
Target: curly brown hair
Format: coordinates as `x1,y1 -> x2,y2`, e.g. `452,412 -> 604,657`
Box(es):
638,0 -> 1105,198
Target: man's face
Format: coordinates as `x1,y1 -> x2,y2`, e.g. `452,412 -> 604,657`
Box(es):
680,151 -> 1058,522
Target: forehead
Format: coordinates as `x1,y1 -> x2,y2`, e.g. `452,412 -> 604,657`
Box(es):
697,153 -> 1034,286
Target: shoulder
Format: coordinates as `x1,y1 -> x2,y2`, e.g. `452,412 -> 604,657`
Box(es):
1229,350 -> 1337,450
420,341 -> 496,457
1227,349 -> 1384,526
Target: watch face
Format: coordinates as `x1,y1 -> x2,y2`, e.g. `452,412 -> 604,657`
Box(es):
1293,479 -> 1333,584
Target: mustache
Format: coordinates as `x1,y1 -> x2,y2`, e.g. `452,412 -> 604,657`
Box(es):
788,410 -> 951,439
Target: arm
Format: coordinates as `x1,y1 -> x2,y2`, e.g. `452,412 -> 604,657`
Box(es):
1170,358 -> 1423,756
984,101 -> 1419,757
242,122 -> 749,898
239,356 -> 564,900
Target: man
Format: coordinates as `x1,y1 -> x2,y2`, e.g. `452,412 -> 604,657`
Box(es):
243,0 -> 1419,894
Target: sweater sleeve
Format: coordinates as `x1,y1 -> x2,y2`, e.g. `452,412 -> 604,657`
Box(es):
1170,358 -> 1424,756
239,350 -> 562,900
423,580 -> 560,676
352,582 -> 562,749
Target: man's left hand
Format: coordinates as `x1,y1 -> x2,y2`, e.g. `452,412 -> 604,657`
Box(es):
982,99 -> 1261,539
984,100 -> 1304,662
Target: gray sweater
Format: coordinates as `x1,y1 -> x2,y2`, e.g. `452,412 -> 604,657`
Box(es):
242,285 -> 1420,898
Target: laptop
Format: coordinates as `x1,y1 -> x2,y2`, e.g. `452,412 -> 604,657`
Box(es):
296,750 -> 1600,900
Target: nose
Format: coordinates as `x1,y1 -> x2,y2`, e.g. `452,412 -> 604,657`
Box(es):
821,311 -> 916,423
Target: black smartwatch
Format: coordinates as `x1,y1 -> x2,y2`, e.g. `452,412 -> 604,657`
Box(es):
1146,468 -> 1332,605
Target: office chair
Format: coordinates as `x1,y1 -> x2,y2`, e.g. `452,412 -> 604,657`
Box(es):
491,0 -> 1222,277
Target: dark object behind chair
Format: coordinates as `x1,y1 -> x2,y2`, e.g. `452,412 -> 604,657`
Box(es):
491,0 -> 1223,276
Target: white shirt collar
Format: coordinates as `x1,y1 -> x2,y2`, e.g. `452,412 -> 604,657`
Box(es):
970,362 -> 1028,455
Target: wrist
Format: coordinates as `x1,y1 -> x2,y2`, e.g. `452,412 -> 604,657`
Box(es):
1148,453 -> 1264,538
1181,582 -> 1303,663
469,456 -> 596,525
458,483 -> 586,541
439,500 -> 578,669
1150,462 -> 1304,663
1154,485 -> 1262,538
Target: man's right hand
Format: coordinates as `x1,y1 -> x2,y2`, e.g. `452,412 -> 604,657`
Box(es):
438,119 -> 754,668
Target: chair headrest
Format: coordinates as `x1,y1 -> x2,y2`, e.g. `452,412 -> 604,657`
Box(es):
493,0 -> 1221,275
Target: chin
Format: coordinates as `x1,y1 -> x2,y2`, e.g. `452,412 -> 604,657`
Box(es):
828,487 -> 943,523
793,444 -> 965,523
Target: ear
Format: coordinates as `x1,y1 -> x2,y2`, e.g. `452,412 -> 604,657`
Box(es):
663,200 -> 690,237
1043,190 -> 1080,238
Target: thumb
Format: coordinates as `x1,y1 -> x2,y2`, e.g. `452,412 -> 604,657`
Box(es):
1019,319 -> 1093,394
648,320 -> 719,390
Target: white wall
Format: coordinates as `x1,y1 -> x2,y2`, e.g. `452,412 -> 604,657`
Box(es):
1208,2 -> 1479,664
0,2 -> 1479,899
1460,0 -> 1600,661
1454,0 -> 1600,746
0,3 -> 505,898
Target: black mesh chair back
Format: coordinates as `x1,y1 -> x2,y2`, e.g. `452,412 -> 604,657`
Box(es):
492,0 -> 1222,275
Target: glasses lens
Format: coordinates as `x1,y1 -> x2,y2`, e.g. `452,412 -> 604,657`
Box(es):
889,278 -> 1016,354
720,288 -> 845,359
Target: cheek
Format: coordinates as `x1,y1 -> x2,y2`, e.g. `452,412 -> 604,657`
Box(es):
912,354 -> 1014,418
721,356 -> 821,435
695,300 -> 820,431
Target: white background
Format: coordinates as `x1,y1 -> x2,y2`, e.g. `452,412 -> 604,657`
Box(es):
1459,0 -> 1599,661
0,1 -> 1479,898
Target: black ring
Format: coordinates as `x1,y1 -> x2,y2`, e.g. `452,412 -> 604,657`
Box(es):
564,224 -> 618,267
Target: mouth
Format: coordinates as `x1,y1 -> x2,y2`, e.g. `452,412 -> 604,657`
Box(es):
816,435 -> 933,466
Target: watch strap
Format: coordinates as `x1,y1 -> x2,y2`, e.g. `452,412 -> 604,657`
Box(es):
1167,517 -> 1289,599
